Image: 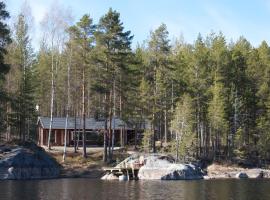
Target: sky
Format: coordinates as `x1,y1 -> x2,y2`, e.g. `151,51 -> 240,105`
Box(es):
4,0 -> 270,49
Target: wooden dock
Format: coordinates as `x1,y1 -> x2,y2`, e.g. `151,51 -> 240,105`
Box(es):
103,166 -> 140,180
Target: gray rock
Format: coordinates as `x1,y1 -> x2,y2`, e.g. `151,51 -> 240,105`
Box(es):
246,169 -> 264,178
138,155 -> 203,180
235,172 -> 248,178
0,143 -> 60,180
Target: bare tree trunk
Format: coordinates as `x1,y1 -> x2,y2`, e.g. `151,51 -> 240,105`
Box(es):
103,125 -> 108,162
176,131 -> 179,162
152,113 -> 156,153
74,113 -> 77,153
111,79 -> 116,159
82,67 -> 87,158
170,81 -> 174,140
164,109 -> 167,144
6,102 -> 11,141
22,50 -> 26,143
48,47 -> 54,150
87,88 -> 90,117
153,64 -> 158,153
63,113 -> 68,161
108,94 -> 112,161
103,94 -> 108,163
63,50 -> 71,162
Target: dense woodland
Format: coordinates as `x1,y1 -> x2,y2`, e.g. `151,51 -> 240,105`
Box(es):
2,2 -> 270,163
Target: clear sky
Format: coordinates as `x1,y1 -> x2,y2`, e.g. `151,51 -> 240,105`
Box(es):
4,0 -> 270,49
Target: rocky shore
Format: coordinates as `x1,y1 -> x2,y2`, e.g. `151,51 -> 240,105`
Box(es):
102,154 -> 204,180
0,142 -> 60,180
205,163 -> 270,179
2,143 -> 270,181
102,154 -> 270,180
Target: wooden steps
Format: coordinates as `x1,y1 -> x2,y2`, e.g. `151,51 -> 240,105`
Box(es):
103,167 -> 140,180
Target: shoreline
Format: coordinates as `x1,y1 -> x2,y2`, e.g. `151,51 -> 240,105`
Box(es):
2,143 -> 270,180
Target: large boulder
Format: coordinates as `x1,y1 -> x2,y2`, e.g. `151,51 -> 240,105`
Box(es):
0,142 -> 60,180
138,155 -> 203,180
246,169 -> 264,178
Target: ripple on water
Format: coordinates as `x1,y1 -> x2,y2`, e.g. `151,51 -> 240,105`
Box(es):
0,179 -> 270,200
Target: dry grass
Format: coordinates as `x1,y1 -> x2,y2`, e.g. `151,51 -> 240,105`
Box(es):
49,151 -> 104,169
46,147 -> 130,178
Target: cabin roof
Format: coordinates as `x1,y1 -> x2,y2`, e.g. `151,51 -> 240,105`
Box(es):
37,116 -> 131,130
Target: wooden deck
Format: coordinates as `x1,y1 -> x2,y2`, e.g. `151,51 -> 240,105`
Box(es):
103,166 -> 141,180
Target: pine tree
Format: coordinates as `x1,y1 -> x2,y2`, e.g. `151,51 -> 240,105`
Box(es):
255,41 -> 270,157
68,14 -> 96,158
95,8 -> 133,162
6,13 -> 35,141
0,1 -> 11,138
207,33 -> 230,158
208,77 -> 227,159
229,38 -> 251,156
146,23 -> 172,152
189,34 -> 210,157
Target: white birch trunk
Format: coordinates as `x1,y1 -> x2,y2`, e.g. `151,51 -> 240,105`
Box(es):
48,39 -> 54,150
63,49 -> 71,162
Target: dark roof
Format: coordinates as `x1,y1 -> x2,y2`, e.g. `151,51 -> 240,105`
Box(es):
37,117 -> 131,130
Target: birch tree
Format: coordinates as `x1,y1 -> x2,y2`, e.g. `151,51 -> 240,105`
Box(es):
40,3 -> 71,149
63,47 -> 71,162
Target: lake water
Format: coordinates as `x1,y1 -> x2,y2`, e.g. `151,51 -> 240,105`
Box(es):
1,179 -> 270,200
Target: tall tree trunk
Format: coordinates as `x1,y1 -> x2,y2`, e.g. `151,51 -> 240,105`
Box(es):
176,130 -> 180,162
108,89 -> 112,161
170,81 -> 174,140
111,79 -> 116,160
48,43 -> 54,150
74,113 -> 77,153
152,113 -> 156,153
153,65 -> 157,153
164,108 -> 167,144
103,94 -> 108,163
82,67 -> 87,158
63,51 -> 71,162
103,123 -> 108,163
22,51 -> 26,142
6,102 -> 11,141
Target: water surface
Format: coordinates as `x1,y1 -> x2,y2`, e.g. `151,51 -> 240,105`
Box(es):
0,179 -> 270,200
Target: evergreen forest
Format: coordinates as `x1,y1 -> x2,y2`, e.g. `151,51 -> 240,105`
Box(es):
2,2 -> 270,164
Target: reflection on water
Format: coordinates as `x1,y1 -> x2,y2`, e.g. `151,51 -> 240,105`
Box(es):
0,179 -> 270,200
